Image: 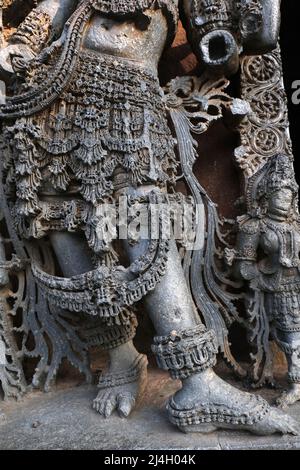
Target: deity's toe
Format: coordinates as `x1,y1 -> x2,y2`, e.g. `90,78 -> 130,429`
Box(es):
274,410 -> 299,435
0,410 -> 6,424
117,394 -> 136,418
104,396 -> 117,418
93,390 -> 112,416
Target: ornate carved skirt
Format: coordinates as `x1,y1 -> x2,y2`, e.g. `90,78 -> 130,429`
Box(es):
3,49 -> 178,252
1,50 -> 192,319
265,274 -> 300,332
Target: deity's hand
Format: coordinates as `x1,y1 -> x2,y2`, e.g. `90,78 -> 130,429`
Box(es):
0,44 -> 35,84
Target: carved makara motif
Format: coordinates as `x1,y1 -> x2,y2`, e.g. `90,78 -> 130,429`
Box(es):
182,0 -> 279,77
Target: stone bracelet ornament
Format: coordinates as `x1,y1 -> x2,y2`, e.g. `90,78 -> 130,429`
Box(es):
9,9 -> 52,53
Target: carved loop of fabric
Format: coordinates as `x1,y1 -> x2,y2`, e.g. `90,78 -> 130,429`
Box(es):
81,312 -> 138,348
32,239 -> 169,318
31,194 -> 172,318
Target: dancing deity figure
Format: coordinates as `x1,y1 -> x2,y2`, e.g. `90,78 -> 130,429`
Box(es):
235,155 -> 300,410
0,0 -> 297,434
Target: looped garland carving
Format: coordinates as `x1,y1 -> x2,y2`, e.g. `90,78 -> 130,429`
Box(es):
235,47 -> 293,177
81,312 -> 138,349
31,192 -> 172,320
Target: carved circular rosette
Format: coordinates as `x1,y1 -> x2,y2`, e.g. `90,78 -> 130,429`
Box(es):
251,126 -> 283,157
241,50 -> 281,86
237,46 -> 293,178
248,87 -> 286,126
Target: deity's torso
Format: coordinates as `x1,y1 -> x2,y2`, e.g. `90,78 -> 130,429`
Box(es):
79,0 -> 179,72
82,9 -> 169,73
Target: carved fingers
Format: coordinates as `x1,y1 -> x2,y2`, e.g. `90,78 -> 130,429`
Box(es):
0,44 -> 35,83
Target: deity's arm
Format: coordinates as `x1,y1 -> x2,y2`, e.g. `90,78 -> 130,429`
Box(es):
0,0 -> 78,82
8,0 -> 78,52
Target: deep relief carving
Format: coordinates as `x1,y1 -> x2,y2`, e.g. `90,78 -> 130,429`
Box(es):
228,35 -> 300,410
9,9 -> 52,53
235,48 -> 293,177
0,0 -> 298,437
232,155 -> 300,407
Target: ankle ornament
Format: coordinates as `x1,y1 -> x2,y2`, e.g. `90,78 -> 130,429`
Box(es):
151,324 -> 218,380
97,354 -> 148,390
167,394 -> 270,428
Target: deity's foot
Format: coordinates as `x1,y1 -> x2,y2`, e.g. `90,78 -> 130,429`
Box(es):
275,384 -> 300,410
167,369 -> 299,436
93,353 -> 148,418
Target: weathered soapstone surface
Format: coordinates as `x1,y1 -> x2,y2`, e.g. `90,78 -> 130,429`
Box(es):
1,0 -> 299,444
0,360 -> 299,451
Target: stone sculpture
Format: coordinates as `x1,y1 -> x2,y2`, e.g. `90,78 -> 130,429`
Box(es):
0,0 -> 298,435
234,154 -> 300,409
225,40 -> 300,397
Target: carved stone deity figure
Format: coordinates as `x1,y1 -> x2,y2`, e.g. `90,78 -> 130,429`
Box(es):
0,0 -> 297,435
235,154 -> 300,409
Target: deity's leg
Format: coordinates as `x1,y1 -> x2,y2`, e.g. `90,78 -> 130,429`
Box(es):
124,236 -> 299,435
49,232 -> 148,418
274,330 -> 300,409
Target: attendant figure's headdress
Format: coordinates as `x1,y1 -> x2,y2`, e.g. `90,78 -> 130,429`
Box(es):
246,154 -> 299,218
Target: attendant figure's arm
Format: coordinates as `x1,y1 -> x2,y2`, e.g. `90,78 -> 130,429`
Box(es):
233,221 -> 261,283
